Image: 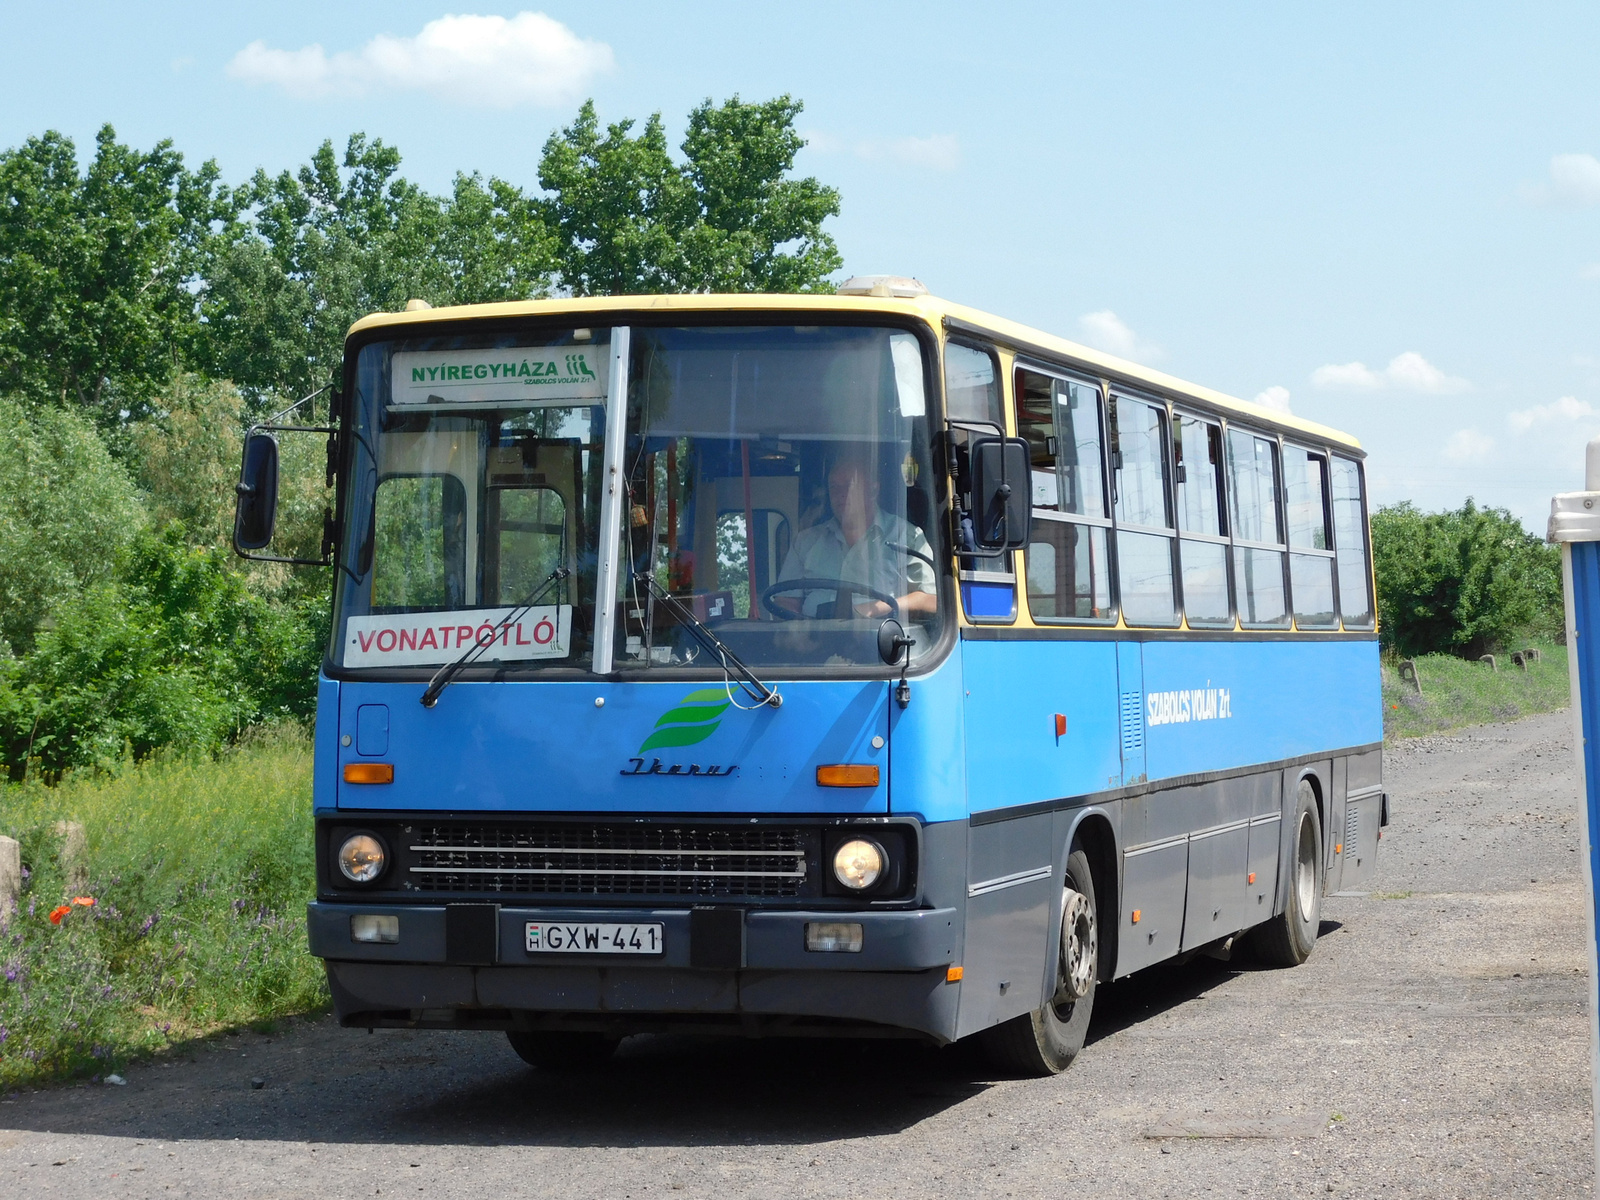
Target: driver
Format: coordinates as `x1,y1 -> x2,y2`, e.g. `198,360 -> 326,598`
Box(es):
776,453 -> 937,618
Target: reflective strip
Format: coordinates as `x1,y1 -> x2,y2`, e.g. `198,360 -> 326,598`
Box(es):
968,864 -> 1053,897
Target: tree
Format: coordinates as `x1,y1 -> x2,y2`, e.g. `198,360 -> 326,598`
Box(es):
0,397 -> 147,655
1370,500 -> 1562,658
539,95 -> 840,296
0,126 -> 230,424
196,134 -> 555,405
678,95 -> 842,292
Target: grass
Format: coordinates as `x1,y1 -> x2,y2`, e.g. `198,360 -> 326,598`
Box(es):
1381,638 -> 1570,742
0,727 -> 325,1090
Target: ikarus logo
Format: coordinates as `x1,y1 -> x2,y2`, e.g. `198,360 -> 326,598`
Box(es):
620,688 -> 740,777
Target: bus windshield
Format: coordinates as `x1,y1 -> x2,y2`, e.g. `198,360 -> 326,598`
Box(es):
332,322 -> 945,675
619,324 -> 942,672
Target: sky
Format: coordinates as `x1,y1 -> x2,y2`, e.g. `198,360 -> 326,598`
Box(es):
2,1 -> 1597,531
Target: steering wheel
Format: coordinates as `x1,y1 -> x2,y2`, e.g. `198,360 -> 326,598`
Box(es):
759,578 -> 902,622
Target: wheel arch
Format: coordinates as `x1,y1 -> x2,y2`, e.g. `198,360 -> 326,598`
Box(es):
1065,808 -> 1118,984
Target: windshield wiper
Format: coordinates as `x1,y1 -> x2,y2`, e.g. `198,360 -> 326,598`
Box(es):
420,566 -> 570,709
634,572 -> 782,709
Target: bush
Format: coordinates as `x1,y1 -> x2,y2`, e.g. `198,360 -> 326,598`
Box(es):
0,397 -> 147,654
0,525 -> 324,778
1371,500 -> 1562,659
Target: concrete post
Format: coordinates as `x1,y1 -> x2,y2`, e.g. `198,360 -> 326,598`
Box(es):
1547,434 -> 1600,1190
0,835 -> 20,916
52,820 -> 87,894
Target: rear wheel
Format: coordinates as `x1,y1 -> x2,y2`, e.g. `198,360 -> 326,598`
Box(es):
1250,779 -> 1323,966
506,1030 -> 619,1070
980,848 -> 1099,1076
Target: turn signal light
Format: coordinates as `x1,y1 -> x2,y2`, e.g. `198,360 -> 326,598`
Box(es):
946,966 -> 964,983
817,764 -> 879,788
344,763 -> 394,784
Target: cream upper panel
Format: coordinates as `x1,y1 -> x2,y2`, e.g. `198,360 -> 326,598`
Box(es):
346,291 -> 1362,452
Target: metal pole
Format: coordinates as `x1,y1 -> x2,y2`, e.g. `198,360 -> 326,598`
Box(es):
1548,435 -> 1600,1187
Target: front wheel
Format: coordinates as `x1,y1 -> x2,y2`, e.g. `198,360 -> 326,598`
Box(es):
980,848 -> 1099,1076
1249,779 -> 1323,966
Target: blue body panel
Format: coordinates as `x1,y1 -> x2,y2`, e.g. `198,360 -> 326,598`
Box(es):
961,640 -> 1123,816
319,637 -> 1380,819
886,654 -> 969,823
1141,638 -> 1381,780
312,675 -> 339,813
957,636 -> 1380,818
328,678 -> 890,815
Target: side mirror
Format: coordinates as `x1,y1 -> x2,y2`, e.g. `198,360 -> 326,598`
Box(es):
877,618 -> 916,667
234,431 -> 280,552
969,436 -> 1030,550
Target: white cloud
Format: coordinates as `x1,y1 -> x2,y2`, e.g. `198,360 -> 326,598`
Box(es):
1521,153 -> 1600,207
1443,428 -> 1494,463
1076,310 -> 1163,363
1310,351 -> 1468,394
1252,385 -> 1292,414
1508,394 -> 1598,432
1581,263 -> 1600,280
801,130 -> 960,172
227,12 -> 613,108
881,135 -> 960,171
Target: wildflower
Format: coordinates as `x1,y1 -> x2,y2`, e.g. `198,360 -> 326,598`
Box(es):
71,897 -> 94,908
138,912 -> 161,936
48,905 -> 71,925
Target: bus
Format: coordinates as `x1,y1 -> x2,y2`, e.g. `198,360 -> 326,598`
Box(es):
234,277 -> 1384,1075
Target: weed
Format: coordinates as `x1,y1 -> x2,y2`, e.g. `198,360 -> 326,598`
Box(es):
0,731 -> 324,1088
1382,640 -> 1567,741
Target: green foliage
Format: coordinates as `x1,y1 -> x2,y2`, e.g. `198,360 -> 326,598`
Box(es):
195,133 -> 555,405
0,125 -> 231,423
0,527 -> 322,778
1381,640 -> 1568,740
540,95 -> 841,296
0,735 -> 324,1087
0,397 -> 147,655
1371,500 -> 1563,658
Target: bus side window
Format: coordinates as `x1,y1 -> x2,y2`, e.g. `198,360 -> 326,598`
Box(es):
1112,395 -> 1178,626
1174,413 -> 1232,627
1225,429 -> 1289,627
1284,446 -> 1337,628
947,341 -> 1016,620
1016,368 -> 1112,621
371,474 -> 466,611
1330,455 -> 1374,628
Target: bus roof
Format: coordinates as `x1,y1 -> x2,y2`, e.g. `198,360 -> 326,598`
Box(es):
347,292 -> 1361,452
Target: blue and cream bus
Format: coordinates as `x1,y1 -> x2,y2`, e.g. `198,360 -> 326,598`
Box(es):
235,277 -> 1383,1074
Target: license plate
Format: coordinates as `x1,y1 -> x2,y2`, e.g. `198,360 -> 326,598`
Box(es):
525,922 -> 664,955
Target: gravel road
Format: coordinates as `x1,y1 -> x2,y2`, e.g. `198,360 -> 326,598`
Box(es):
2,709 -> 1594,1198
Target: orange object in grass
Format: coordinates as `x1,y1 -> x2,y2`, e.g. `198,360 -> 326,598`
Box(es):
48,905 -> 71,925
71,896 -> 95,907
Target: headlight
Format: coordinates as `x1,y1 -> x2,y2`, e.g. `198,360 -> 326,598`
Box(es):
832,838 -> 885,891
337,833 -> 387,884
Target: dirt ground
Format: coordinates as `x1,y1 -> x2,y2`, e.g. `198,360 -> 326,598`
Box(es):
1,709 -> 1594,1198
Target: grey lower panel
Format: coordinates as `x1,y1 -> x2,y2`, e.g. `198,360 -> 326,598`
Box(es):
323,960 -> 960,1042
307,903 -> 959,972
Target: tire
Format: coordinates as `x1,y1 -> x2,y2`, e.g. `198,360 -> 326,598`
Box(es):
1249,779 -> 1323,966
980,848 -> 1099,1076
505,1030 -> 619,1070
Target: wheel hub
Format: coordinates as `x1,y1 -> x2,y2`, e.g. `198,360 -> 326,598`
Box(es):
1057,887 -> 1096,1001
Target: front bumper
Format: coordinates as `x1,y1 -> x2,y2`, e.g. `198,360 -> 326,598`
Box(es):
309,901 -> 963,1041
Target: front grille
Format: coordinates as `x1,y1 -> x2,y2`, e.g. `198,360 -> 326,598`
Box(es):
405,822 -> 809,899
